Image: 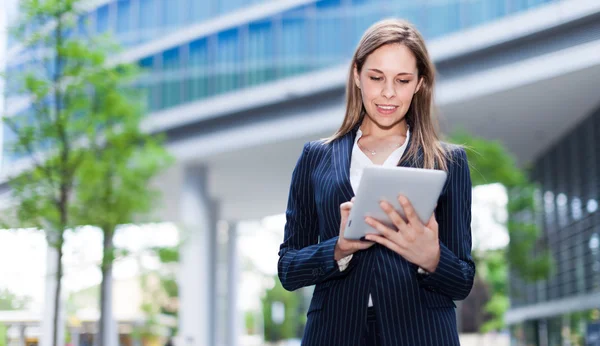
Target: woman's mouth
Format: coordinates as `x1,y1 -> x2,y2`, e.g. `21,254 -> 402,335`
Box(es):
376,104 -> 398,115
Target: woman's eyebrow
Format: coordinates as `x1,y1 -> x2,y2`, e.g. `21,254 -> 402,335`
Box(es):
367,68 -> 414,76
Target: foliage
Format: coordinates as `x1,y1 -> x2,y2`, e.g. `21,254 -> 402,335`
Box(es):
3,1 -> 172,345
449,130 -> 552,332
0,288 -> 32,311
0,323 -> 6,346
261,276 -> 305,341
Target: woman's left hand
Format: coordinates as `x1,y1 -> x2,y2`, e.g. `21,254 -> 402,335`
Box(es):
364,195 -> 440,273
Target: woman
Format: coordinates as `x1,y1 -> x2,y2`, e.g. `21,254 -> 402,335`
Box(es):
278,19 -> 475,346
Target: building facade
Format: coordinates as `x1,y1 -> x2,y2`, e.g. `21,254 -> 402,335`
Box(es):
507,107 -> 600,345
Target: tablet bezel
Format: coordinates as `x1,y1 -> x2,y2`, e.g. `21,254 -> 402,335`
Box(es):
343,166 -> 447,240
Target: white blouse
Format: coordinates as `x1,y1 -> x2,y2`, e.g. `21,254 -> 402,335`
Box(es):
341,126 -> 410,307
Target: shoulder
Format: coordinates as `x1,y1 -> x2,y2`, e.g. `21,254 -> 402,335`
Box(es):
302,139 -> 331,159
440,142 -> 469,172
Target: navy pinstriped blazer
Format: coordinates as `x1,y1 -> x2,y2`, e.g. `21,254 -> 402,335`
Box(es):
278,125 -> 475,346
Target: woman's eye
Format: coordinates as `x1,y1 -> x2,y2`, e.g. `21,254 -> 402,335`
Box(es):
397,80 -> 409,84
369,76 -> 382,81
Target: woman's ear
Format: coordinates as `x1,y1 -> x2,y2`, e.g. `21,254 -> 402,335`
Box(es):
353,65 -> 361,89
415,77 -> 424,94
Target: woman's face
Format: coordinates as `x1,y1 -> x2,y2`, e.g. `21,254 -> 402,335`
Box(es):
354,43 -> 423,129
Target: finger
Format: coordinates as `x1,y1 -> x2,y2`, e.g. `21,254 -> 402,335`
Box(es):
340,201 -> 353,211
426,214 -> 439,236
355,240 -> 376,250
365,234 -> 403,254
364,216 -> 399,239
351,197 -> 356,203
398,195 -> 423,230
379,200 -> 406,230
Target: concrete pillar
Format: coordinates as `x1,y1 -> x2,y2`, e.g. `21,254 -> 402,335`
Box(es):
70,327 -> 81,346
225,223 -> 240,346
40,243 -> 66,346
177,165 -> 213,346
17,324 -> 26,346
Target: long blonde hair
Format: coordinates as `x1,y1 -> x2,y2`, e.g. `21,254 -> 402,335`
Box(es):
326,18 -> 448,171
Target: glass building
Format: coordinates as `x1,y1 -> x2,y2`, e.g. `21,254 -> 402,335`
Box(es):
5,0 -> 558,134
507,106 -> 600,345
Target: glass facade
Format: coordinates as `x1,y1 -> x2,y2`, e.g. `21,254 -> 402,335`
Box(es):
6,0 -> 558,111
510,310 -> 600,346
4,0 -> 559,160
127,0 -> 557,112
508,106 -> 600,345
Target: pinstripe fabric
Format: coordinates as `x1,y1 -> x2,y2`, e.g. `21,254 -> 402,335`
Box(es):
278,126 -> 475,346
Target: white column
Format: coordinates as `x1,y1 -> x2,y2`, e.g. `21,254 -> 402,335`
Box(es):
18,324 -> 26,346
70,327 -> 81,346
96,268 -> 119,346
177,165 -> 212,346
226,223 -> 240,346
40,244 -> 66,346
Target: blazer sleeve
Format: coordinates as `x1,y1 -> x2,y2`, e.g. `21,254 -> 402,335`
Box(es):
418,147 -> 476,300
278,142 -> 350,291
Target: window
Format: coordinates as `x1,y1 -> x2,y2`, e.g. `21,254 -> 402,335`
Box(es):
425,0 -> 461,38
189,0 -> 211,24
216,29 -> 240,94
138,56 -> 159,111
162,0 -> 182,31
161,48 -> 182,109
187,38 -> 210,102
116,0 -> 132,34
281,13 -> 308,77
247,21 -> 274,86
314,9 -> 344,68
217,0 -> 245,15
96,5 -> 110,34
139,0 -> 157,42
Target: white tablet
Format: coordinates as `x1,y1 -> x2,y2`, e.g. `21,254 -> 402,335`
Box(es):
344,166 -> 447,240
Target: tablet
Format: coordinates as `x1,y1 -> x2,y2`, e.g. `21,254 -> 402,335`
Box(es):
344,166 -> 447,240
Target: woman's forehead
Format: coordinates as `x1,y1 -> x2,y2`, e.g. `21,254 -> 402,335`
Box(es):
363,44 -> 418,73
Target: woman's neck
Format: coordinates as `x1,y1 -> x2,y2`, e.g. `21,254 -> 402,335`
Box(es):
359,118 -> 408,139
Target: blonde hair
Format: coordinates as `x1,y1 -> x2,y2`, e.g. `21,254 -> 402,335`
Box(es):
325,18 -> 448,171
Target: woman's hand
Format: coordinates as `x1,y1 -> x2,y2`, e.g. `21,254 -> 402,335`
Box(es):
334,198 -> 375,261
364,195 -> 440,273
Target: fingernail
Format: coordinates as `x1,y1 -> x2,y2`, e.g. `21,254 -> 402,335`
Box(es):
399,195 -> 407,203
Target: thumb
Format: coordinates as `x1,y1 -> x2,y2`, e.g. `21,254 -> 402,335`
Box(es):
426,214 -> 438,234
340,201 -> 352,220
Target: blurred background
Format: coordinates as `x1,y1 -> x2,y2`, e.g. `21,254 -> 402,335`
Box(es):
1,0 -> 600,346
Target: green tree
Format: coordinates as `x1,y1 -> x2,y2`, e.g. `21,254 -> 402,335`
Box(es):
2,1 -> 171,346
70,43 -> 172,346
449,130 -> 552,332
0,288 -> 31,311
0,323 -> 6,346
261,276 -> 306,341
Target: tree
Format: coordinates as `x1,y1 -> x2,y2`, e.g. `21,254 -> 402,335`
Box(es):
0,288 -> 31,311
2,1 -> 171,345
261,276 -> 306,342
3,2 -> 93,345
449,130 -> 552,332
70,40 -> 172,346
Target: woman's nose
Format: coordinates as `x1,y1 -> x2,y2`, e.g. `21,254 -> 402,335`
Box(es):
382,82 -> 396,98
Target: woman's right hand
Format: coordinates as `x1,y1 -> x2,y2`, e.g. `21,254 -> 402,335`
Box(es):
334,198 -> 375,261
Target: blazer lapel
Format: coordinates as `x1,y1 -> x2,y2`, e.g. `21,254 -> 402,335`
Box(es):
332,126 -> 358,201
397,134 -> 423,168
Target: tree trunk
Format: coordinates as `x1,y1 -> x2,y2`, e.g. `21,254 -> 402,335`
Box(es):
98,229 -> 115,346
52,240 -> 63,346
